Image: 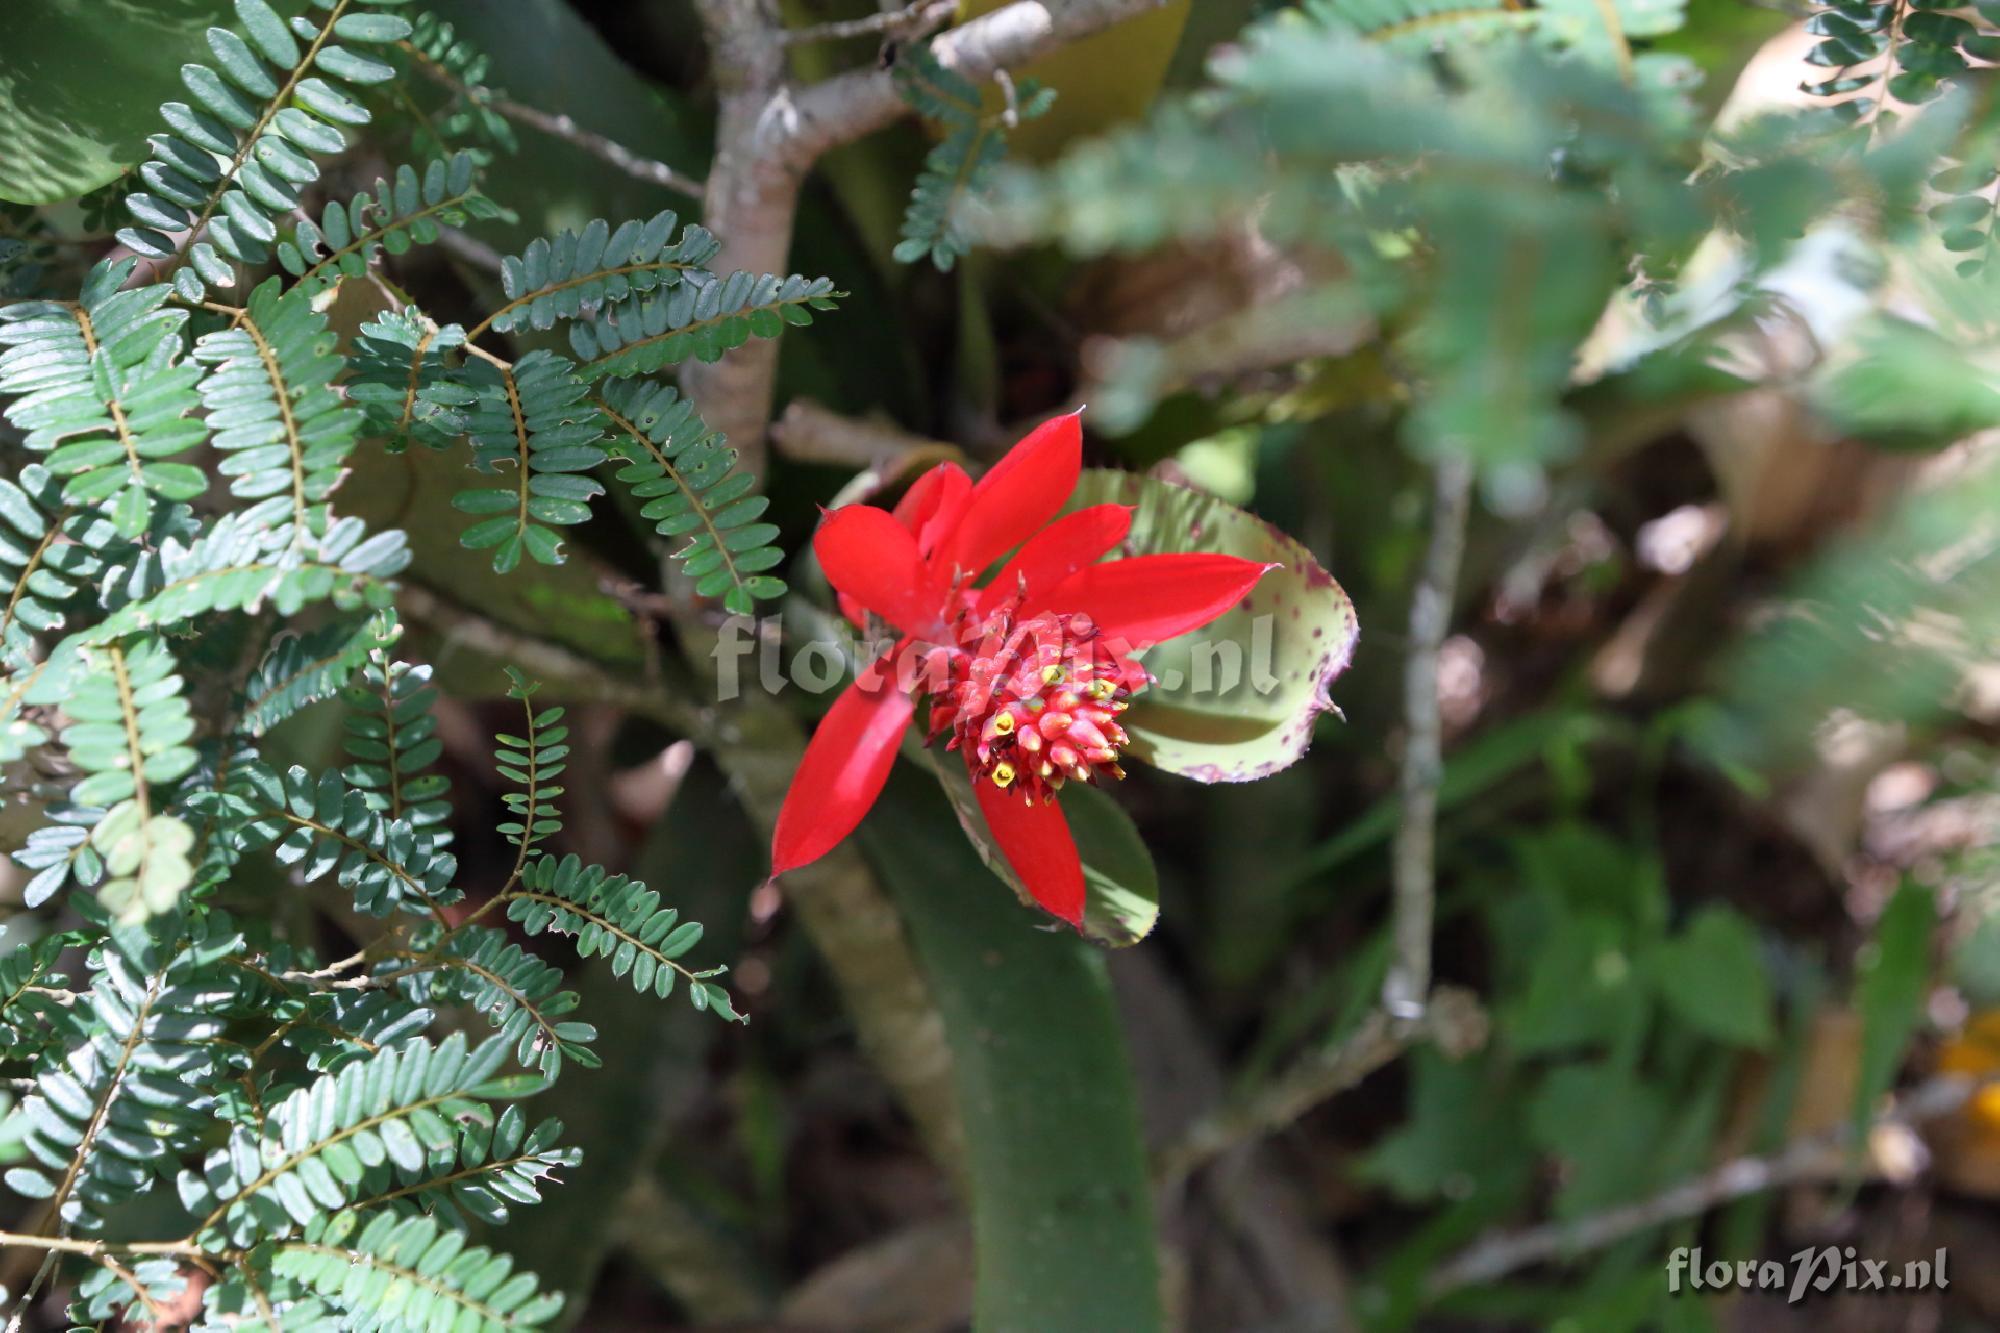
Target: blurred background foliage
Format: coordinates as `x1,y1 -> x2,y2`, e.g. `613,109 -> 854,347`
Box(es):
8,0 -> 2000,1327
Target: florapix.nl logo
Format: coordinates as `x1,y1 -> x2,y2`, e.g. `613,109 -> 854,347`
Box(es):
1668,1246 -> 1948,1304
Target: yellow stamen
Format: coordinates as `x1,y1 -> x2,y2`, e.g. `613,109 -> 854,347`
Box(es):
1089,678 -> 1116,700
991,762 -> 1017,789
1041,665 -> 1067,686
991,711 -> 1016,736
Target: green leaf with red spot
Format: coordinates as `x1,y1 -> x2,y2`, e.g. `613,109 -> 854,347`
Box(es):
1065,469 -> 1358,783
925,749 -> 1159,947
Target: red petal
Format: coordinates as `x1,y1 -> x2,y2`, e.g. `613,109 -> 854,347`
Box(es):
893,461 -> 974,559
815,504 -> 943,638
974,782 -> 1086,927
944,413 -> 1083,580
772,673 -> 916,875
978,504 -> 1133,613
1033,553 -> 1276,648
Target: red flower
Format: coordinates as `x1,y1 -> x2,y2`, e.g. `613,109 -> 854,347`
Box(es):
771,413 -> 1274,927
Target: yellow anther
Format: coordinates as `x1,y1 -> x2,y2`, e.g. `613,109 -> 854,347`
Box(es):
1089,678 -> 1116,701
1041,664 -> 1067,686
991,762 -> 1017,789
991,711 -> 1016,736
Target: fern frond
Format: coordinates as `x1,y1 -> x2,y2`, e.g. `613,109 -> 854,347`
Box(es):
569,271 -> 842,380
596,377 -> 786,615
255,984 -> 435,1079
347,307 -> 475,451
87,799 -> 199,923
84,510 -> 409,645
280,152 -> 501,295
1801,0 -> 1980,123
1300,0 -> 1684,56
0,260 -> 208,537
341,649 -> 454,846
1931,158 -> 2000,277
224,759 -> 460,918
396,11 -> 519,157
270,1210 -> 564,1329
0,464 -> 111,669
494,672 -> 565,875
179,1031 -> 512,1247
191,277 -> 361,535
0,933 -> 85,1063
55,635 -> 199,811
0,666 -> 52,763
33,635 -> 200,920
119,0 -> 417,301
891,45 -> 1054,271
356,1101 -> 578,1226
407,926 -> 595,1076
6,923 -> 245,1233
14,807 -> 105,911
513,853 -> 743,1020
475,211 -> 720,339
240,611 -> 398,736
70,1257 -> 188,1328
453,351 -> 608,572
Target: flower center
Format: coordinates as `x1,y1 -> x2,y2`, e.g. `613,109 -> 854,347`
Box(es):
927,606 -> 1146,804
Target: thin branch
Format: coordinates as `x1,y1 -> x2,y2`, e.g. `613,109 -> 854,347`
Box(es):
1382,458 -> 1473,1020
779,0 -> 1171,167
0,1231 -> 202,1258
683,0 -> 1168,472
770,399 -> 955,471
1157,986 -> 1488,1187
993,68 -> 1020,128
437,226 -> 505,277
395,584 -> 711,741
611,1176 -> 769,1320
406,48 -> 705,199
778,0 -> 955,46
1426,1073 -> 1993,1297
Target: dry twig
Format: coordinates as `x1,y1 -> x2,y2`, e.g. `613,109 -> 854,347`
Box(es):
1383,457 -> 1474,1019
1427,1073 -> 1991,1296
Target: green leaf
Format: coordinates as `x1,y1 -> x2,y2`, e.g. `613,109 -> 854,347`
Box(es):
1854,882 -> 1935,1131
1065,469 -> 1357,783
860,770 -> 1164,1332
1526,1061 -> 1671,1217
1646,904 -> 1775,1050
0,1 -> 240,203
925,750 -> 1160,946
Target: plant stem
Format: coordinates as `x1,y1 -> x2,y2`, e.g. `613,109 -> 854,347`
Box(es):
1157,985 -> 1487,1187
1383,457 -> 1473,1020
778,1 -> 956,45
1426,1072 -> 1991,1296
404,46 -> 705,199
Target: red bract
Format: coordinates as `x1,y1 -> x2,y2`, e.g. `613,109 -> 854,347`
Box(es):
771,413 -> 1274,927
